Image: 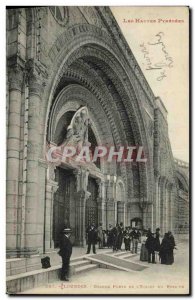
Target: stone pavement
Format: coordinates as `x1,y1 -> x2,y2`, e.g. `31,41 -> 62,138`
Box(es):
21,240 -> 189,295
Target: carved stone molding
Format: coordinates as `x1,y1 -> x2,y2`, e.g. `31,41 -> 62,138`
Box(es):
73,167 -> 89,192
8,63 -> 24,91
76,189 -> 91,202
49,7 -> 69,27
38,158 -> 48,169
47,163 -> 57,181
26,59 -> 48,95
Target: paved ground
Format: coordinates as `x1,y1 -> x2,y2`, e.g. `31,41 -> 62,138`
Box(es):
22,240 -> 189,295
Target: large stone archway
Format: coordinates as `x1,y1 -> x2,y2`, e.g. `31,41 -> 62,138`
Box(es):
41,25 -> 152,248
42,23 -> 151,198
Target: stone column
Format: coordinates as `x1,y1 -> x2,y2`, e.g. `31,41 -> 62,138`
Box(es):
96,179 -> 105,227
158,181 -> 161,227
24,62 -> 47,253
106,200 -> 115,228
151,203 -> 154,231
44,163 -> 58,252
165,185 -> 169,232
154,175 -> 160,229
6,66 -> 23,254
97,200 -> 106,227
123,202 -> 126,227
169,186 -> 174,232
114,201 -> 117,225
74,168 -> 90,246
160,179 -> 167,234
117,201 -> 125,224
126,202 -> 131,226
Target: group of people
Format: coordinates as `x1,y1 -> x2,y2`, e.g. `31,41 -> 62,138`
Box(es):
86,222 -> 142,254
141,228 -> 177,265
57,225 -> 177,281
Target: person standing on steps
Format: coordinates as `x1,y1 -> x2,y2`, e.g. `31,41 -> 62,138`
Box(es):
86,223 -> 98,254
58,228 -> 72,281
123,227 -> 130,251
130,227 -> 139,254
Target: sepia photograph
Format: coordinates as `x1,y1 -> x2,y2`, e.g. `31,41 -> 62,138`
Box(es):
6,5 -> 190,295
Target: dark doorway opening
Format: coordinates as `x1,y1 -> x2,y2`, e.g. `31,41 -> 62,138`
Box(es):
131,217 -> 143,229
53,167 -> 75,248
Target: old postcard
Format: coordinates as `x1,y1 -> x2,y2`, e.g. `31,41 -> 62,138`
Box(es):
6,6 -> 189,295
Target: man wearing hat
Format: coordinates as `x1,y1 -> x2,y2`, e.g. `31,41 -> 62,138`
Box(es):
130,227 -> 139,254
86,223 -> 98,254
58,228 -> 72,281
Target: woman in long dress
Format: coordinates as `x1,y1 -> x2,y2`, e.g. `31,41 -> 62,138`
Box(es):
140,239 -> 148,261
166,231 -> 176,264
159,233 -> 169,264
159,232 -> 176,265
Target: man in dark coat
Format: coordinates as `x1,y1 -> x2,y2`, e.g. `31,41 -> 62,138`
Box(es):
130,227 -> 139,254
107,224 -> 113,248
86,223 -> 98,254
59,228 -> 72,281
123,227 -> 130,251
111,224 -> 119,252
117,222 -> 124,250
145,232 -> 156,263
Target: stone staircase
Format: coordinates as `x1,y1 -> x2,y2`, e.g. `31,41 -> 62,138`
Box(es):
6,246 -> 148,294
6,256 -> 98,294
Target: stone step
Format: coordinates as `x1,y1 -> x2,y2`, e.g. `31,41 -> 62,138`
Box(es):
75,263 -> 98,274
70,260 -> 90,268
6,258 -> 98,294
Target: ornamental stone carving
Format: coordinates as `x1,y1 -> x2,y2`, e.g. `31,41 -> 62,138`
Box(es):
61,106 -> 91,153
49,6 -> 69,26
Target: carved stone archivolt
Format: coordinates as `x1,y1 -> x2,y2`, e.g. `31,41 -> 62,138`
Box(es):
42,12 -> 155,207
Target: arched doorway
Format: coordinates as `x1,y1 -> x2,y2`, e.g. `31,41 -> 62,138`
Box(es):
44,25 -> 150,248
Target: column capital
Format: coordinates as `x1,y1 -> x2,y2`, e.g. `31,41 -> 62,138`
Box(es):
76,189 -> 91,202
8,63 -> 24,91
154,169 -> 160,179
26,58 -> 48,96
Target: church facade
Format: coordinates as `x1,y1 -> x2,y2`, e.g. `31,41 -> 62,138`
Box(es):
6,6 -> 189,257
